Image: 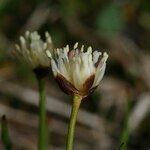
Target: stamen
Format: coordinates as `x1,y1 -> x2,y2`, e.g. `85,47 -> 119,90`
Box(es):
46,50 -> 52,58
45,32 -> 52,43
74,42 -> 78,49
20,36 -> 26,45
51,59 -> 59,76
93,51 -> 101,64
87,46 -> 92,54
65,45 -> 69,54
103,52 -> 109,62
56,48 -> 60,55
81,45 -> 84,52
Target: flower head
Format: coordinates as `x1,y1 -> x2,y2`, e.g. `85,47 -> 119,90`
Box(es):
47,43 -> 108,97
15,31 -> 53,77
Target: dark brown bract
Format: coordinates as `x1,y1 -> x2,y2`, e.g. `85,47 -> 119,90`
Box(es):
56,74 -> 97,97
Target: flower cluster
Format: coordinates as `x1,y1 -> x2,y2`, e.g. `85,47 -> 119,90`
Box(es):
15,31 -> 53,70
46,43 -> 108,97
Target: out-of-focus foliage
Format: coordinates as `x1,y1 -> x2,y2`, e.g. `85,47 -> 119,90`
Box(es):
96,3 -> 124,38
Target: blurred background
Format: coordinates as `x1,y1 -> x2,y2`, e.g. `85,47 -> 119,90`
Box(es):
0,0 -> 150,149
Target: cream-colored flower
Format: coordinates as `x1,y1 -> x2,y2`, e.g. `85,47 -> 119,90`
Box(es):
47,43 -> 108,97
15,31 -> 53,70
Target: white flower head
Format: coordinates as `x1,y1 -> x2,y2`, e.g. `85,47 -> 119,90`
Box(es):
15,31 -> 53,70
47,43 -> 108,97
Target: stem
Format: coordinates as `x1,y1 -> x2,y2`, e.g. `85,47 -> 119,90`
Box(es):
1,115 -> 12,150
66,94 -> 82,150
38,77 -> 47,150
119,99 -> 131,150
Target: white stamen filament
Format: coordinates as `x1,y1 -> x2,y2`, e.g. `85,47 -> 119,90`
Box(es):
74,42 -> 78,49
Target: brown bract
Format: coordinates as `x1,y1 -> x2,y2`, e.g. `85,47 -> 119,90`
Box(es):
56,74 -> 96,97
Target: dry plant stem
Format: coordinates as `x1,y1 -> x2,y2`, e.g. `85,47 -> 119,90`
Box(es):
66,94 -> 82,150
38,77 -> 47,150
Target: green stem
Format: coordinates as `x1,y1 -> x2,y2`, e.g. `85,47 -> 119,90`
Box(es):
1,115 -> 12,150
38,77 -> 47,150
119,99 -> 131,150
66,94 -> 82,150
